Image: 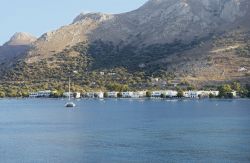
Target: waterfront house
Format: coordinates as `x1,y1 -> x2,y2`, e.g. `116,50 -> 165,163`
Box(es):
63,92 -> 74,98
151,91 -> 163,98
184,91 -> 199,98
198,91 -> 219,97
85,92 -> 104,98
95,92 -> 104,98
85,92 -> 95,98
29,90 -> 51,98
75,92 -> 81,99
231,91 -> 237,97
184,91 -> 219,98
151,90 -> 177,98
121,92 -> 134,98
165,90 -> 178,97
29,92 -> 39,98
132,91 -> 147,98
107,92 -> 118,98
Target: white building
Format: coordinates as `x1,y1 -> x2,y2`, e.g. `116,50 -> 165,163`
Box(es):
199,91 -> 219,97
95,92 -> 104,98
184,91 -> 219,98
29,92 -> 39,98
107,92 -> 118,98
151,91 -> 163,97
75,92 -> 81,99
231,91 -> 237,97
85,92 -> 104,98
121,92 -> 134,98
184,91 -> 200,98
108,73 -> 116,76
132,91 -> 147,98
64,92 -> 81,99
85,92 -> 95,98
63,92 -> 74,98
151,90 -> 178,98
238,67 -> 247,72
161,90 -> 178,97
29,90 -> 51,98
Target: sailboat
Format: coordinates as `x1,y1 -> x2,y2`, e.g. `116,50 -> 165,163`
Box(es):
65,77 -> 76,107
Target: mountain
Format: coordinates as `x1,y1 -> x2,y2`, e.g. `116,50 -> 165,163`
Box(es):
25,0 -> 250,63
4,32 -> 37,46
0,32 -> 36,68
1,0 -> 250,88
91,0 -> 248,44
25,13 -> 113,63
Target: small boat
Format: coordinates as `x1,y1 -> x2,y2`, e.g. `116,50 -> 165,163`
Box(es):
65,101 -> 76,107
65,77 -> 76,107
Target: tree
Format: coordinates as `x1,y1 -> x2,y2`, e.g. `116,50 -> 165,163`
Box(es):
177,89 -> 184,98
209,93 -> 216,98
117,92 -> 122,98
245,84 -> 250,98
16,91 -> 23,97
104,92 -> 108,98
0,91 -> 5,98
160,93 -> 166,98
6,89 -> 18,97
231,82 -> 241,92
218,84 -> 232,98
228,92 -> 234,99
187,85 -> 196,91
21,91 -> 29,97
106,83 -> 129,92
51,90 -> 62,98
146,91 -> 152,97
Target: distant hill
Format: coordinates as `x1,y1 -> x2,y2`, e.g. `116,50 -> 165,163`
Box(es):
0,32 -> 36,69
0,0 -> 250,88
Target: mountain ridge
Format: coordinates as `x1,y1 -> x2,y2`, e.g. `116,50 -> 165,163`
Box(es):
4,32 -> 37,46
21,0 -> 250,64
0,32 -> 36,68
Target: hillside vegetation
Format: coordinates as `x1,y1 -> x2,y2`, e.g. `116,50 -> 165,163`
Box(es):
0,0 -> 250,93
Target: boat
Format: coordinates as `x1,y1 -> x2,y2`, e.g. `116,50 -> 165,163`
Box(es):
65,101 -> 76,107
65,77 -> 76,107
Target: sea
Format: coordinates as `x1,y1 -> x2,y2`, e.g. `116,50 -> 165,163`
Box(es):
0,98 -> 250,163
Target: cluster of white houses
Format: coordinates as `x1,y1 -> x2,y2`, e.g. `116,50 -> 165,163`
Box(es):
29,90 -> 52,98
28,90 -> 230,99
29,90 -> 81,98
81,90 -> 222,98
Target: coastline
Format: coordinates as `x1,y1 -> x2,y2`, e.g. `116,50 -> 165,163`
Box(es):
1,97 -> 249,101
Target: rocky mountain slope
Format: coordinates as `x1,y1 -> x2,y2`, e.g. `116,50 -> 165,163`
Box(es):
1,0 -> 250,87
24,0 -> 250,63
0,32 -> 36,68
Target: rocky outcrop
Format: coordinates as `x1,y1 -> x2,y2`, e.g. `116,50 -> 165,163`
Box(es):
0,32 -> 36,67
72,12 -> 113,24
4,32 -> 36,46
91,0 -> 249,44
25,12 -> 113,63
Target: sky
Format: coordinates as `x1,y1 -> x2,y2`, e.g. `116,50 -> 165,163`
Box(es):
0,0 -> 148,45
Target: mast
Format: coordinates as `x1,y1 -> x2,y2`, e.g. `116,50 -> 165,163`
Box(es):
69,77 -> 71,101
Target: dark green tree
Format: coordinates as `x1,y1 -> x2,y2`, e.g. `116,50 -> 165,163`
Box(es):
146,91 -> 152,97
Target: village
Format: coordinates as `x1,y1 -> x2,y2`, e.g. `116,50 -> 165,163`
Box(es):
28,89 -> 237,99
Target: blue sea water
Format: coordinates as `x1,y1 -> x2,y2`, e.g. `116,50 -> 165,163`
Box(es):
0,99 -> 250,163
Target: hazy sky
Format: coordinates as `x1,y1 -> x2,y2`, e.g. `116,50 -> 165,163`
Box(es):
0,0 -> 148,45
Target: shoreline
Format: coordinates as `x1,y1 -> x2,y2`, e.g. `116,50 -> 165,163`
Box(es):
1,97 -> 249,100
